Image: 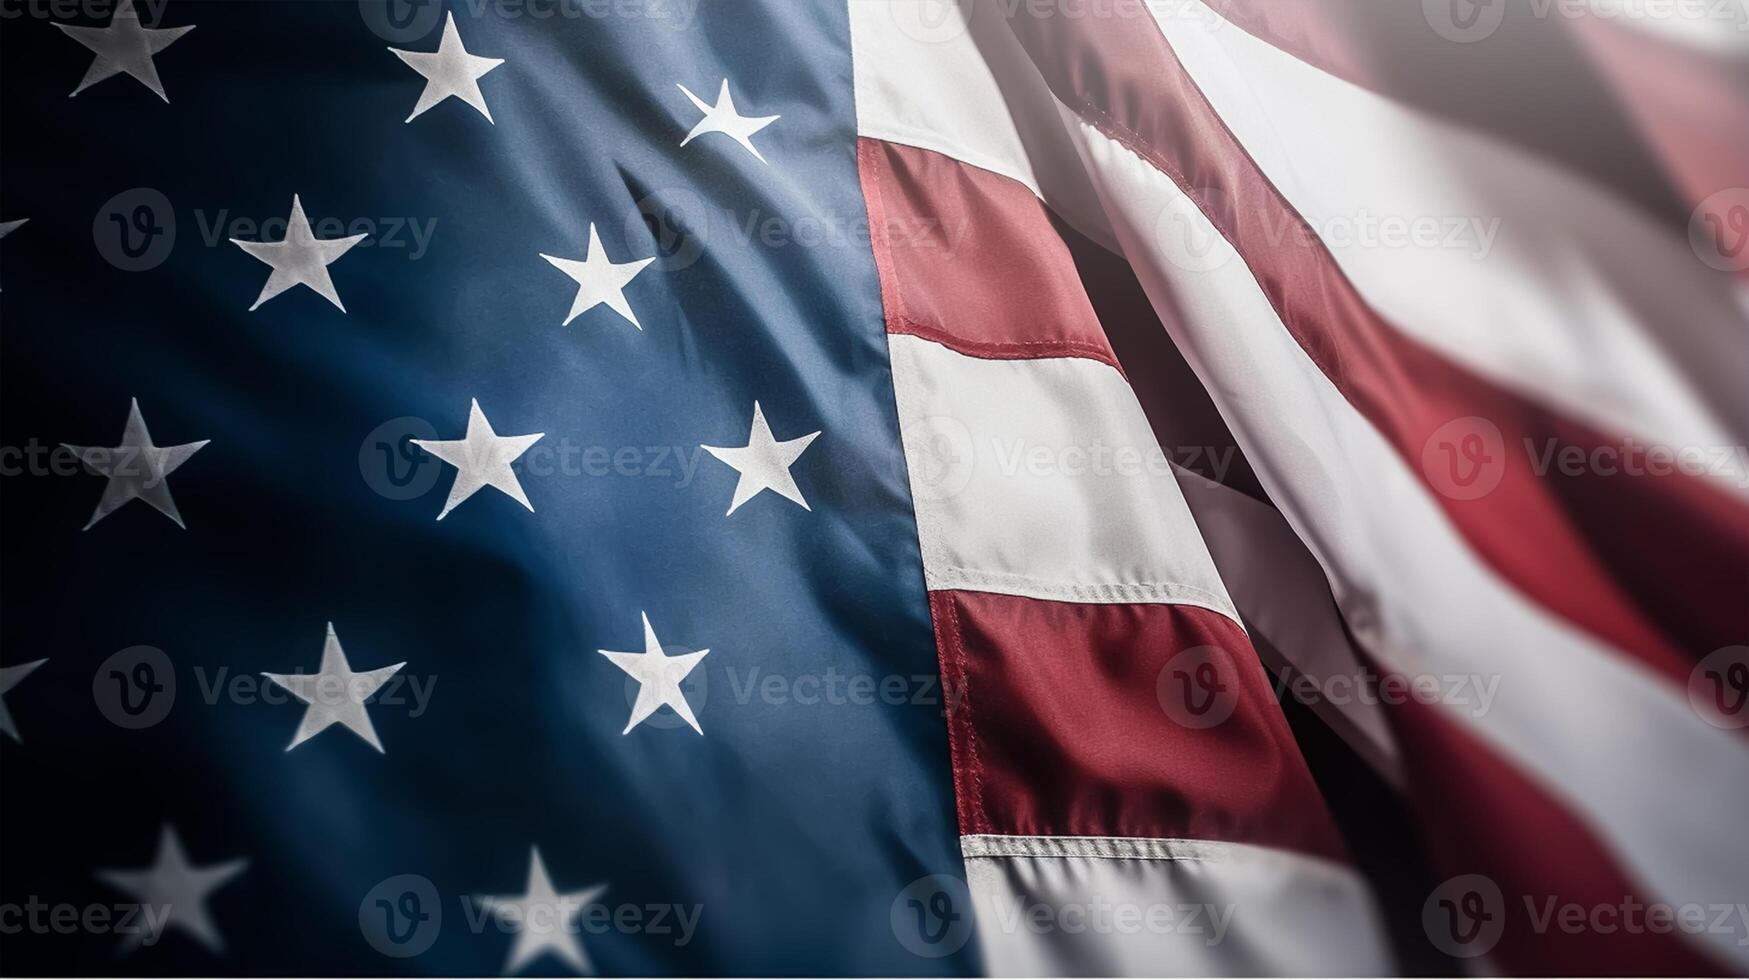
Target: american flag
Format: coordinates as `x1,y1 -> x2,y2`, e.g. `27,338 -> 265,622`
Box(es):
1,0 -> 1746,974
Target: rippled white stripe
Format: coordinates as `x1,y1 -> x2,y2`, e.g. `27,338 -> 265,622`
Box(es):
888,333 -> 1238,617
961,834 -> 1391,976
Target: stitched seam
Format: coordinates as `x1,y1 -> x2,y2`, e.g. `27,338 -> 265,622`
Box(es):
859,141 -> 907,333
892,316 -> 1114,353
931,595 -> 977,837
889,315 -> 1123,371
930,565 -> 1241,622
958,834 -> 1363,886
944,594 -> 990,836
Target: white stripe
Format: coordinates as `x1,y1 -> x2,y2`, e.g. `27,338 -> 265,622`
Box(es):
960,834 -> 1391,975
1151,1 -> 1749,493
1060,106 -> 1749,969
848,0 -> 1116,248
887,333 -> 1238,619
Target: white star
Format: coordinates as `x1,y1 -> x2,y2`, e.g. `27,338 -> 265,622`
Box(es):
701,401 -> 820,516
678,79 -> 779,163
539,223 -> 656,330
54,0 -> 194,102
389,12 -> 504,123
409,399 -> 544,520
63,398 -> 210,530
598,612 -> 709,735
230,195 -> 367,312
262,623 -> 406,753
0,659 -> 48,743
96,824 -> 247,955
477,847 -> 606,975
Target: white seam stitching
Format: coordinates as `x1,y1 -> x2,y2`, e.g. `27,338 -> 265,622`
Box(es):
958,834 -> 1361,885
924,565 -> 1243,623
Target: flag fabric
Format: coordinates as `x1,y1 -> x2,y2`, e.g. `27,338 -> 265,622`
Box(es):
0,0 -> 1745,976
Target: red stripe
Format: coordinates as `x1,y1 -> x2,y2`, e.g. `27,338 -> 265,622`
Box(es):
1391,694 -> 1729,974
933,590 -> 1349,862
858,138 -> 1124,372
1002,7 -> 1749,679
